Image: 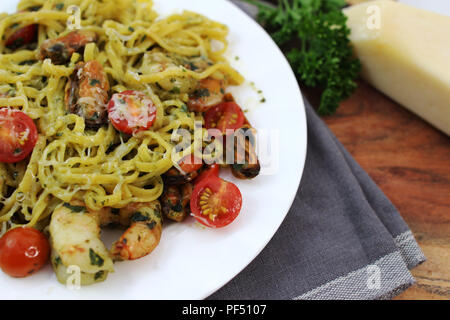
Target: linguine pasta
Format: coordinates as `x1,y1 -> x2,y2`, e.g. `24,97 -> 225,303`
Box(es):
0,0 -> 243,232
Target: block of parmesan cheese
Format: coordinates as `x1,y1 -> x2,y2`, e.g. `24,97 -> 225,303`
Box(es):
344,0 -> 450,135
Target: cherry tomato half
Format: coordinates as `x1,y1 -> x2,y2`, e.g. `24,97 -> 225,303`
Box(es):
5,24 -> 38,49
177,154 -> 203,174
0,108 -> 38,163
190,174 -> 242,228
107,90 -> 157,135
194,163 -> 220,185
0,227 -> 50,278
204,101 -> 245,135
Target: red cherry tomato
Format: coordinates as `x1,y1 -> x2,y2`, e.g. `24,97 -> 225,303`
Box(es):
107,90 -> 157,135
177,154 -> 203,174
204,102 -> 245,135
0,108 -> 38,163
190,174 -> 242,228
194,163 -> 220,185
0,227 -> 50,278
5,24 -> 38,49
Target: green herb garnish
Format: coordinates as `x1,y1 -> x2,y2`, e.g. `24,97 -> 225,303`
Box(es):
193,88 -> 210,98
53,255 -> 62,266
94,271 -> 104,280
89,249 -> 104,267
171,202 -> 183,212
169,86 -> 181,94
63,203 -> 85,213
245,0 -> 360,115
131,212 -> 150,223
89,79 -> 101,86
180,104 -> 189,114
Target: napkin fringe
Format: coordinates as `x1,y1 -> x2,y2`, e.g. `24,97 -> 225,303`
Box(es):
293,251 -> 415,300
394,231 -> 426,270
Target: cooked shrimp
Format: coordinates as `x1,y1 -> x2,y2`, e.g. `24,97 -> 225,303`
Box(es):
65,60 -> 110,127
161,183 -> 193,222
187,77 -> 225,112
49,200 -> 162,285
39,30 -> 98,65
182,56 -> 214,72
141,49 -> 197,94
110,201 -> 162,261
49,203 -> 114,286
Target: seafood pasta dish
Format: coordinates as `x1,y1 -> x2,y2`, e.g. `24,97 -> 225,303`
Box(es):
0,0 -> 260,285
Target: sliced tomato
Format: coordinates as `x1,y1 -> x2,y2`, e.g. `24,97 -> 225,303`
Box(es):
223,93 -> 252,126
5,24 -> 38,49
204,101 -> 245,135
0,108 -> 38,163
107,90 -> 157,135
0,227 -> 50,278
177,154 -> 203,174
190,174 -> 242,228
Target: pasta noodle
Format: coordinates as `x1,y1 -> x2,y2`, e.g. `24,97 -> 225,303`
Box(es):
0,0 -> 243,232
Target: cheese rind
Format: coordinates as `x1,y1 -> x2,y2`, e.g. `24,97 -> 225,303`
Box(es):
344,0 -> 450,135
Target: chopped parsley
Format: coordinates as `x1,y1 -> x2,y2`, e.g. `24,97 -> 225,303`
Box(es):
193,88 -> 210,98
89,79 -> 101,86
89,249 -> 104,267
171,202 -> 183,212
131,212 -> 150,223
153,209 -> 161,219
246,0 -> 360,115
94,271 -> 104,280
180,104 -> 189,114
169,86 -> 181,94
63,203 -> 85,213
187,62 -> 198,71
53,255 -> 62,266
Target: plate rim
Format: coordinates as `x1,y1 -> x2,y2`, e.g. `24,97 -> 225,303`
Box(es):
0,0 -> 308,300
201,0 -> 308,299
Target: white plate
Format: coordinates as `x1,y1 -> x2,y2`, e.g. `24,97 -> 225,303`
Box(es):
0,0 -> 307,299
398,0 -> 450,17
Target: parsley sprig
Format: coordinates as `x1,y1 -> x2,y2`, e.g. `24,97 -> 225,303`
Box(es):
244,0 -> 361,115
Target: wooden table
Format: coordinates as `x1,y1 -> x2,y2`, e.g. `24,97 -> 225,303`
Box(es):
306,80 -> 450,300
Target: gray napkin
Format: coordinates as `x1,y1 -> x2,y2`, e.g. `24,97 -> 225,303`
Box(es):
208,1 -> 426,300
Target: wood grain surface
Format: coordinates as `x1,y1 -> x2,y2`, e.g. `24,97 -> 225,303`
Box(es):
306,80 -> 450,300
